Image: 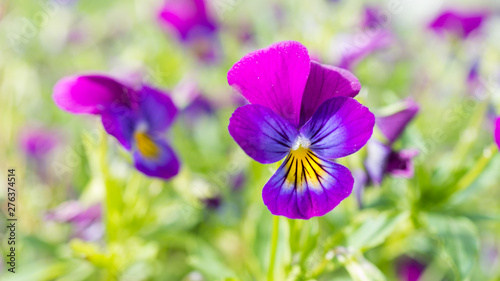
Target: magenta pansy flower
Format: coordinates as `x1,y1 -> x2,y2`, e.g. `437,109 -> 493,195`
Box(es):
227,41 -> 375,219
429,10 -> 488,39
53,74 -> 180,180
365,99 -> 419,184
495,117 -> 500,150
157,0 -> 219,62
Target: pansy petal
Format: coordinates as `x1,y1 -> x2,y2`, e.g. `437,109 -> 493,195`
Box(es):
53,75 -> 134,114
133,137 -> 180,180
429,10 -> 487,38
397,257 -> 426,281
227,41 -> 311,127
262,150 -> 353,219
338,31 -> 394,70
158,0 -> 216,41
228,104 -> 299,164
352,169 -> 368,208
494,117 -> 499,149
299,62 -> 361,126
300,97 -> 375,159
376,99 -> 419,144
386,149 -> 419,178
364,140 -> 391,185
138,85 -> 178,134
101,110 -> 137,150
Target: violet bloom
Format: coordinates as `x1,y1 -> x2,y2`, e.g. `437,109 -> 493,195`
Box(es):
202,195 -> 222,210
227,41 -> 375,219
182,95 -> 215,129
397,257 -> 425,281
20,128 -> 58,160
46,201 -> 103,241
53,74 -> 180,180
158,0 -> 219,62
429,10 -> 488,39
467,60 -> 481,95
19,128 -> 59,180
362,6 -> 384,30
338,6 -> 394,70
365,99 -> 419,184
495,117 -> 500,150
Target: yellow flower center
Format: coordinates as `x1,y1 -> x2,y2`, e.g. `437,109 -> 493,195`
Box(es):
284,146 -> 325,191
134,132 -> 159,158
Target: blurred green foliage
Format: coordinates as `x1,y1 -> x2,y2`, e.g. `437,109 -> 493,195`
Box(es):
1,0 -> 499,280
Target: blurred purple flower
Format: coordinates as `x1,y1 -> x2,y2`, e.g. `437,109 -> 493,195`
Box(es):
467,60 -> 480,85
202,195 -> 222,210
376,99 -> 420,145
365,99 -> 420,185
19,127 -> 59,181
20,128 -> 58,159
182,94 -> 215,128
362,6 -> 383,30
466,60 -> 483,96
228,41 -> 375,219
157,0 -> 220,63
338,6 -> 395,70
338,30 -> 394,70
46,201 -> 103,241
428,10 -> 488,39
495,117 -> 499,150
231,172 -> 246,191
352,168 -> 368,207
386,149 -> 419,178
53,74 -> 180,180
236,23 -> 255,44
397,257 -> 426,281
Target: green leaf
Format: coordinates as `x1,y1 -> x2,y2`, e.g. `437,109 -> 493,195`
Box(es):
335,248 -> 387,281
347,211 -> 409,250
188,240 -> 237,280
424,214 -> 479,280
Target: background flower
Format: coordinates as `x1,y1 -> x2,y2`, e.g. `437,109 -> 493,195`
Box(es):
53,74 -> 180,180
429,9 -> 488,39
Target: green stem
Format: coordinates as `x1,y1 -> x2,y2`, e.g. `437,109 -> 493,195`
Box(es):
437,143 -> 496,207
268,215 -> 280,281
450,102 -> 487,170
453,143 -> 496,194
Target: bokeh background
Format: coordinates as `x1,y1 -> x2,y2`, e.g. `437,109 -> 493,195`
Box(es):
1,0 -> 500,280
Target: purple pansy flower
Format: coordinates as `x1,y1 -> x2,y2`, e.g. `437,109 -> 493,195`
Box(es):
46,201 -> 103,241
227,41 -> 375,219
365,99 -> 419,185
53,74 -> 180,180
495,117 -> 500,150
428,9 -> 488,39
157,0 -> 220,62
